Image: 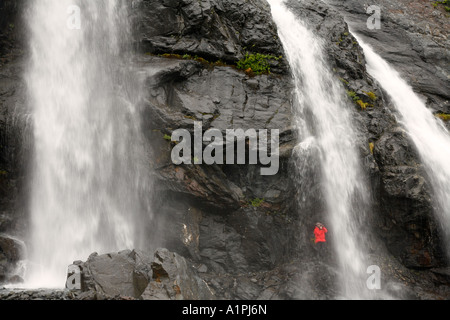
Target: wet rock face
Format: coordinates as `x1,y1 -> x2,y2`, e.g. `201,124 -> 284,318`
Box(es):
0,235 -> 24,283
373,128 -> 446,267
285,0 -> 447,268
132,0 -> 287,73
0,0 -> 25,61
0,0 -> 29,238
134,0 -> 449,278
0,60 -> 29,237
325,0 -> 450,115
141,56 -> 295,210
135,0 -> 300,277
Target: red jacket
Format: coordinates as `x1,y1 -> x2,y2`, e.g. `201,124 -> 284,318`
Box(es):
314,226 -> 328,243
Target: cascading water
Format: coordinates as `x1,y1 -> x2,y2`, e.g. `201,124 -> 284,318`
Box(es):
24,0 -> 152,287
355,35 -> 450,260
268,0 -> 373,298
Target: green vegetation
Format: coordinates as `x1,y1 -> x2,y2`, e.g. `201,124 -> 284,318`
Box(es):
346,90 -> 360,102
433,0 -> 450,11
339,78 -> 349,86
347,90 -> 374,110
236,53 -> 281,75
163,134 -> 172,141
364,91 -> 377,101
249,198 -> 265,207
369,142 -> 375,155
357,100 -> 369,110
160,53 -> 182,59
157,51 -> 282,76
184,114 -> 198,121
435,113 -> 450,121
336,32 -> 350,45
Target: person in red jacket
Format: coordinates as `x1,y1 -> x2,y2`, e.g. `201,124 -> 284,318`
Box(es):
314,222 -> 328,257
314,222 -> 328,243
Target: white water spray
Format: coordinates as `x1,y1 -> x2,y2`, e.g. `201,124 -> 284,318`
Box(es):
25,0 -> 152,288
356,35 -> 450,259
269,0 -> 373,298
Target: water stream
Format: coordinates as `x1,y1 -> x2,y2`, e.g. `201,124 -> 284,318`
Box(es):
355,34 -> 450,261
24,0 -> 152,288
269,0 -> 374,298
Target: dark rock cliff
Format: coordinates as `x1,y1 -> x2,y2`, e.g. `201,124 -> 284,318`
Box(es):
133,0 -> 301,287
132,0 -> 288,73
325,0 -> 449,118
0,0 -> 29,237
286,0 -> 448,269
0,0 -> 30,284
130,0 -> 449,299
321,0 -> 450,268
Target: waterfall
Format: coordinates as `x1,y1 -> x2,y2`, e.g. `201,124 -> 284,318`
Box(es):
355,35 -> 450,260
268,0 -> 373,298
24,0 -> 152,288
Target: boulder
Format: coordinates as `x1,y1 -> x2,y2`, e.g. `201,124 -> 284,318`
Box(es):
69,249 -> 152,298
0,234 -> 24,283
141,248 -> 214,300
67,248 -> 214,300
